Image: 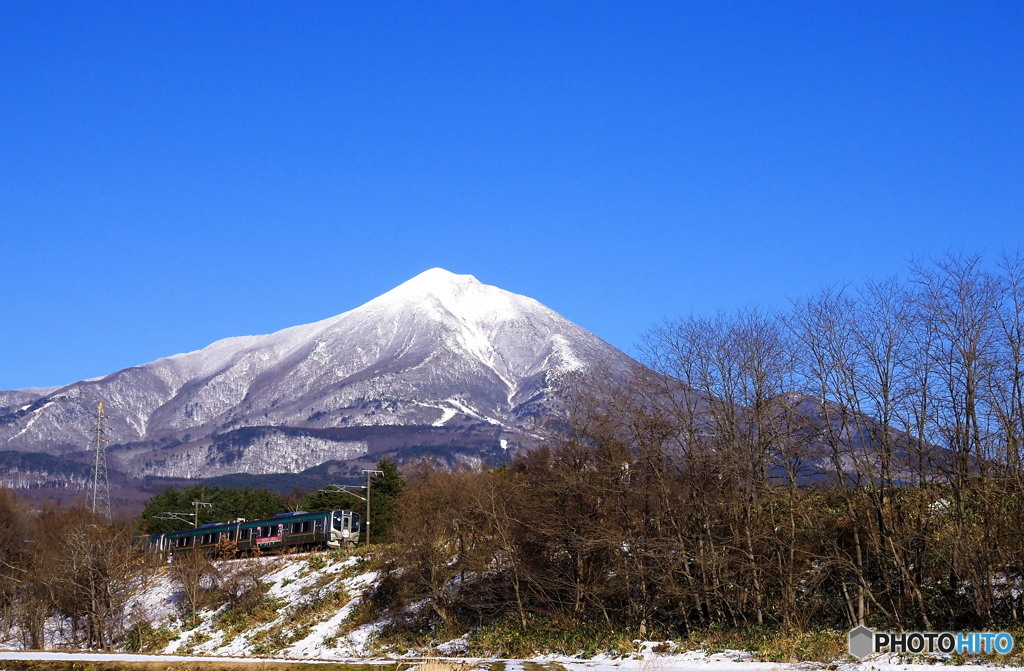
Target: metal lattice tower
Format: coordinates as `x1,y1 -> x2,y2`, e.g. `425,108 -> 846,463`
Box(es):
89,402 -> 111,522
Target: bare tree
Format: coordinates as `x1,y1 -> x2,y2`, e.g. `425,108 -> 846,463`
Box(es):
380,252 -> 1024,637
169,548 -> 220,625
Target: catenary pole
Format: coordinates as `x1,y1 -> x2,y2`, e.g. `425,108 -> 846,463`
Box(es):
362,469 -> 383,547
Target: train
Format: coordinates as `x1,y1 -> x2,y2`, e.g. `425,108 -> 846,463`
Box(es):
146,509 -> 361,555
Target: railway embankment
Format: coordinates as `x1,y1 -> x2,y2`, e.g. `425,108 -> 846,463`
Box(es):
127,551 -> 382,659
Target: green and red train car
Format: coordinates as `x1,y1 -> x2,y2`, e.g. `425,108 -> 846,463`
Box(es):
148,509 -> 361,555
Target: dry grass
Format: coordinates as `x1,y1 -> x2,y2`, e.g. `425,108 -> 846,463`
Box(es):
414,661 -> 470,671
10,660 -> 393,671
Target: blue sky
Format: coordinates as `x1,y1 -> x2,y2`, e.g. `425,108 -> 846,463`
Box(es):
2,2 -> 1022,390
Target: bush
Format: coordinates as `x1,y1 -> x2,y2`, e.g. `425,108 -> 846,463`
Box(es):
122,622 -> 177,653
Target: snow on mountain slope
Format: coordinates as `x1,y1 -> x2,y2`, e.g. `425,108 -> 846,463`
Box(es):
0,269 -> 639,480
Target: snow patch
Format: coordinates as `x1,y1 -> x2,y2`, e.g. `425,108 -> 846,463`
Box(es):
433,405 -> 459,426
446,397 -> 503,426
6,405 -> 44,443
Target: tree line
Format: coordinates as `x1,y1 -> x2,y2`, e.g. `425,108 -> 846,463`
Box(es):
383,253 -> 1024,636
0,490 -> 146,649
0,461 -> 403,649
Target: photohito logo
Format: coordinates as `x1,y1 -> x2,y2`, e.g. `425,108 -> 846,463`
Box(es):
848,626 -> 1014,659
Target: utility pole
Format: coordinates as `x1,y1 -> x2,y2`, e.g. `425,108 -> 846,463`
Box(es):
155,500 -> 211,529
192,500 -> 213,527
362,469 -> 383,547
88,402 -> 111,523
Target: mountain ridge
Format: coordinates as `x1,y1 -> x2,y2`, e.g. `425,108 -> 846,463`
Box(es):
0,268 -> 638,486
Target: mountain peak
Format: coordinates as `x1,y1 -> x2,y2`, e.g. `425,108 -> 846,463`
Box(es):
391,268 -> 481,295
0,268 -> 639,486
411,267 -> 478,284
369,268 -> 528,324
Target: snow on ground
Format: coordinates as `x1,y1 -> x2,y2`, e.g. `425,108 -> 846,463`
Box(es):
432,405 -> 459,426
0,650 -> 374,664
0,649 -> 1017,671
5,551 -> 1022,670
549,652 -> 1024,671
128,560 -> 180,625
152,551 -> 395,661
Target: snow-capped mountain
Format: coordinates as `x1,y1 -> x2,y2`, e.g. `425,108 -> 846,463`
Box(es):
0,269 -> 638,482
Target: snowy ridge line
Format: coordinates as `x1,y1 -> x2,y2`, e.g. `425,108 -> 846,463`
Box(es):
6,406 -> 42,443
0,267 -> 638,482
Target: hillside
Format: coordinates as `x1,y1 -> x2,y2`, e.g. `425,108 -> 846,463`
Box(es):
132,553 -> 384,659
0,269 -> 639,495
1,549 -> 1009,671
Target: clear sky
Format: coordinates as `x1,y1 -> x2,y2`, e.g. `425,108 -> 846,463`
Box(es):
1,2 -> 1022,390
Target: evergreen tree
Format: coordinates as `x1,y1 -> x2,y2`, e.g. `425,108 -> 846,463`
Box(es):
138,485 -> 287,534
299,487 -> 362,513
368,459 -> 404,542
